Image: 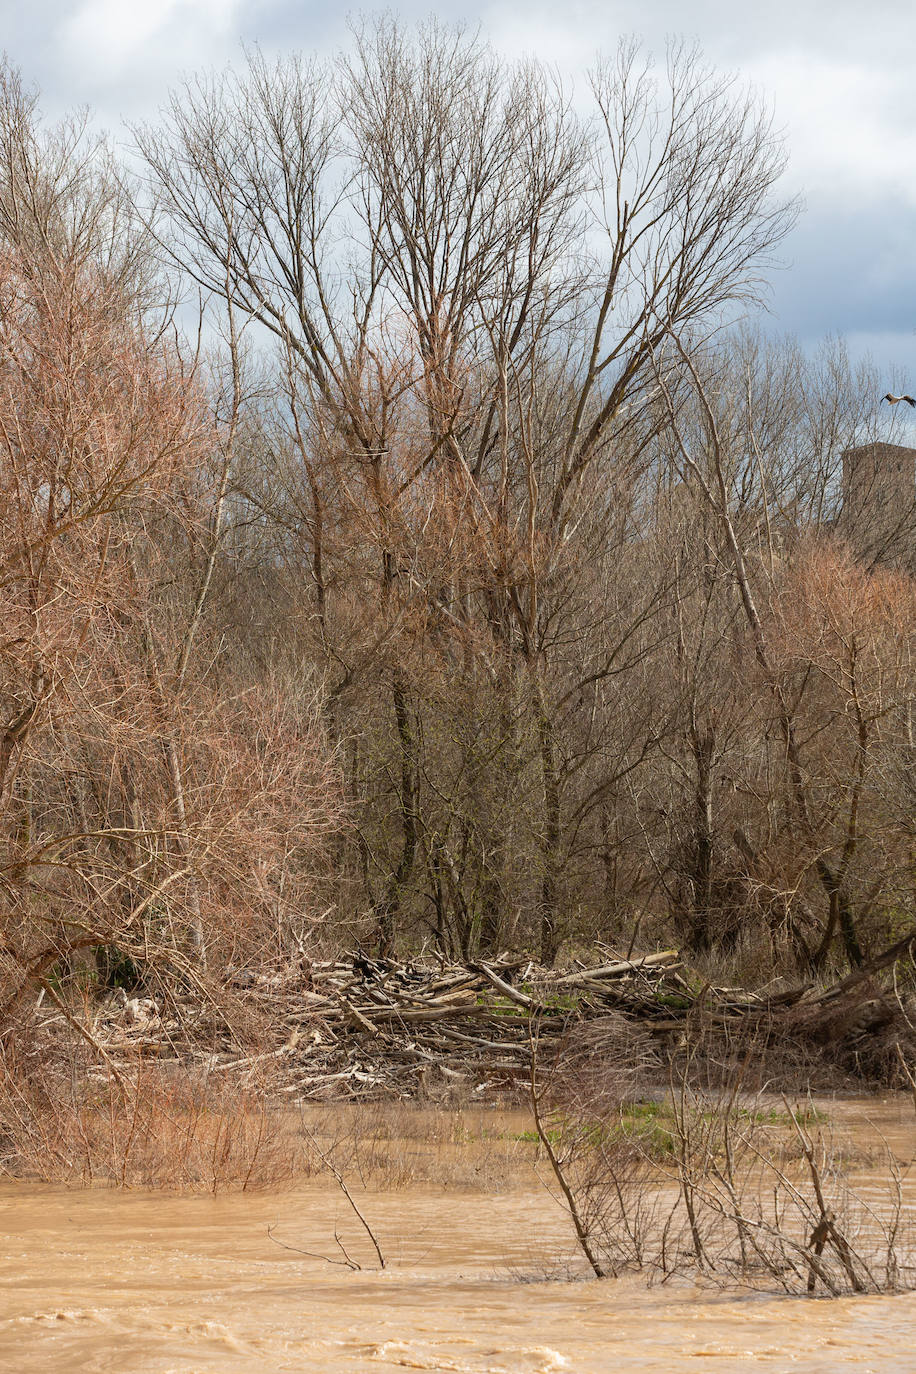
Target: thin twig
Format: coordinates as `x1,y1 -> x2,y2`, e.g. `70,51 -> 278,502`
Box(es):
527,1013 -> 606,1279
300,1123 -> 386,1269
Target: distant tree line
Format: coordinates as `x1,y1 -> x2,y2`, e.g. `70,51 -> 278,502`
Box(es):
2,20 -> 916,1039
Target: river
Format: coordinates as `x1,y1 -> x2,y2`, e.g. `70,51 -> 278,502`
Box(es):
1,1097 -> 914,1372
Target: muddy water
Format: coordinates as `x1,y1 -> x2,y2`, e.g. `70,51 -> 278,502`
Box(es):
1,1099 -> 915,1373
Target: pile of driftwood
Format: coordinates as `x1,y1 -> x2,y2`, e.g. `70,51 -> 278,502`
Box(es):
224,949 -> 691,1099
34,942 -> 916,1099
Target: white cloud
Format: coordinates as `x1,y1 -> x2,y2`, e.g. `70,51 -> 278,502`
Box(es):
61,0 -> 182,66
55,0 -> 243,105
482,1 -> 916,206
741,51 -> 916,205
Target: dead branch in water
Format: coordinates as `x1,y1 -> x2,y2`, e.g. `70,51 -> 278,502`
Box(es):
527,1014 -> 606,1279
299,1121 -> 386,1269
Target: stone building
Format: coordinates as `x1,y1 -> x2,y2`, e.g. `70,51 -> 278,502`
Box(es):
839,442 -> 916,567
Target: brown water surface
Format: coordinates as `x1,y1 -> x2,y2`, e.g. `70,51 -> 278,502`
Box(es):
1,1097 -> 915,1373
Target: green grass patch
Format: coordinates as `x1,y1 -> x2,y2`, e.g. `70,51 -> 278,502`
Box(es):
513,1098 -> 829,1162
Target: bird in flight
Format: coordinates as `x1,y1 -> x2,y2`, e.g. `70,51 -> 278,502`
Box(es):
883,392 -> 916,407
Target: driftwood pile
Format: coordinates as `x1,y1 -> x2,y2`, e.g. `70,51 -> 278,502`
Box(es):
33,942 -> 916,1099
63,949 -> 774,1099
226,949 -> 693,1099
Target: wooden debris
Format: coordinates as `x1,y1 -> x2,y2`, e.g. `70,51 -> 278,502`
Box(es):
29,946 -> 909,1101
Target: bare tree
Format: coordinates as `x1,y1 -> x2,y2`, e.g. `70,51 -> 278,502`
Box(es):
135,24 -> 797,963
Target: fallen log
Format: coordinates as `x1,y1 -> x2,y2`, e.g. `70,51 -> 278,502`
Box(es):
554,950 -> 680,985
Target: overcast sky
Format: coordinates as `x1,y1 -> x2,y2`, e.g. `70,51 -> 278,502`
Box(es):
3,0 -> 914,381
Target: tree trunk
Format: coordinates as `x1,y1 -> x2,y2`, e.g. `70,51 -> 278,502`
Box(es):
374,676 -> 418,958
532,671 -> 562,966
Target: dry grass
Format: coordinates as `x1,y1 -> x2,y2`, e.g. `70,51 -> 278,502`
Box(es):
0,1054 -> 314,1191
302,1100 -> 538,1191
0,1027 -> 540,1193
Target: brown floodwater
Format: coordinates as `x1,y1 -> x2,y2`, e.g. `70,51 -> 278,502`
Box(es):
1,1097 -> 915,1373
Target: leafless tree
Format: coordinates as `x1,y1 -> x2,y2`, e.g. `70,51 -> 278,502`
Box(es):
136,24 -> 796,963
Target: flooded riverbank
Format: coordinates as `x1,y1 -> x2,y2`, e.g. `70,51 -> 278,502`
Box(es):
1,1097 -> 913,1373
